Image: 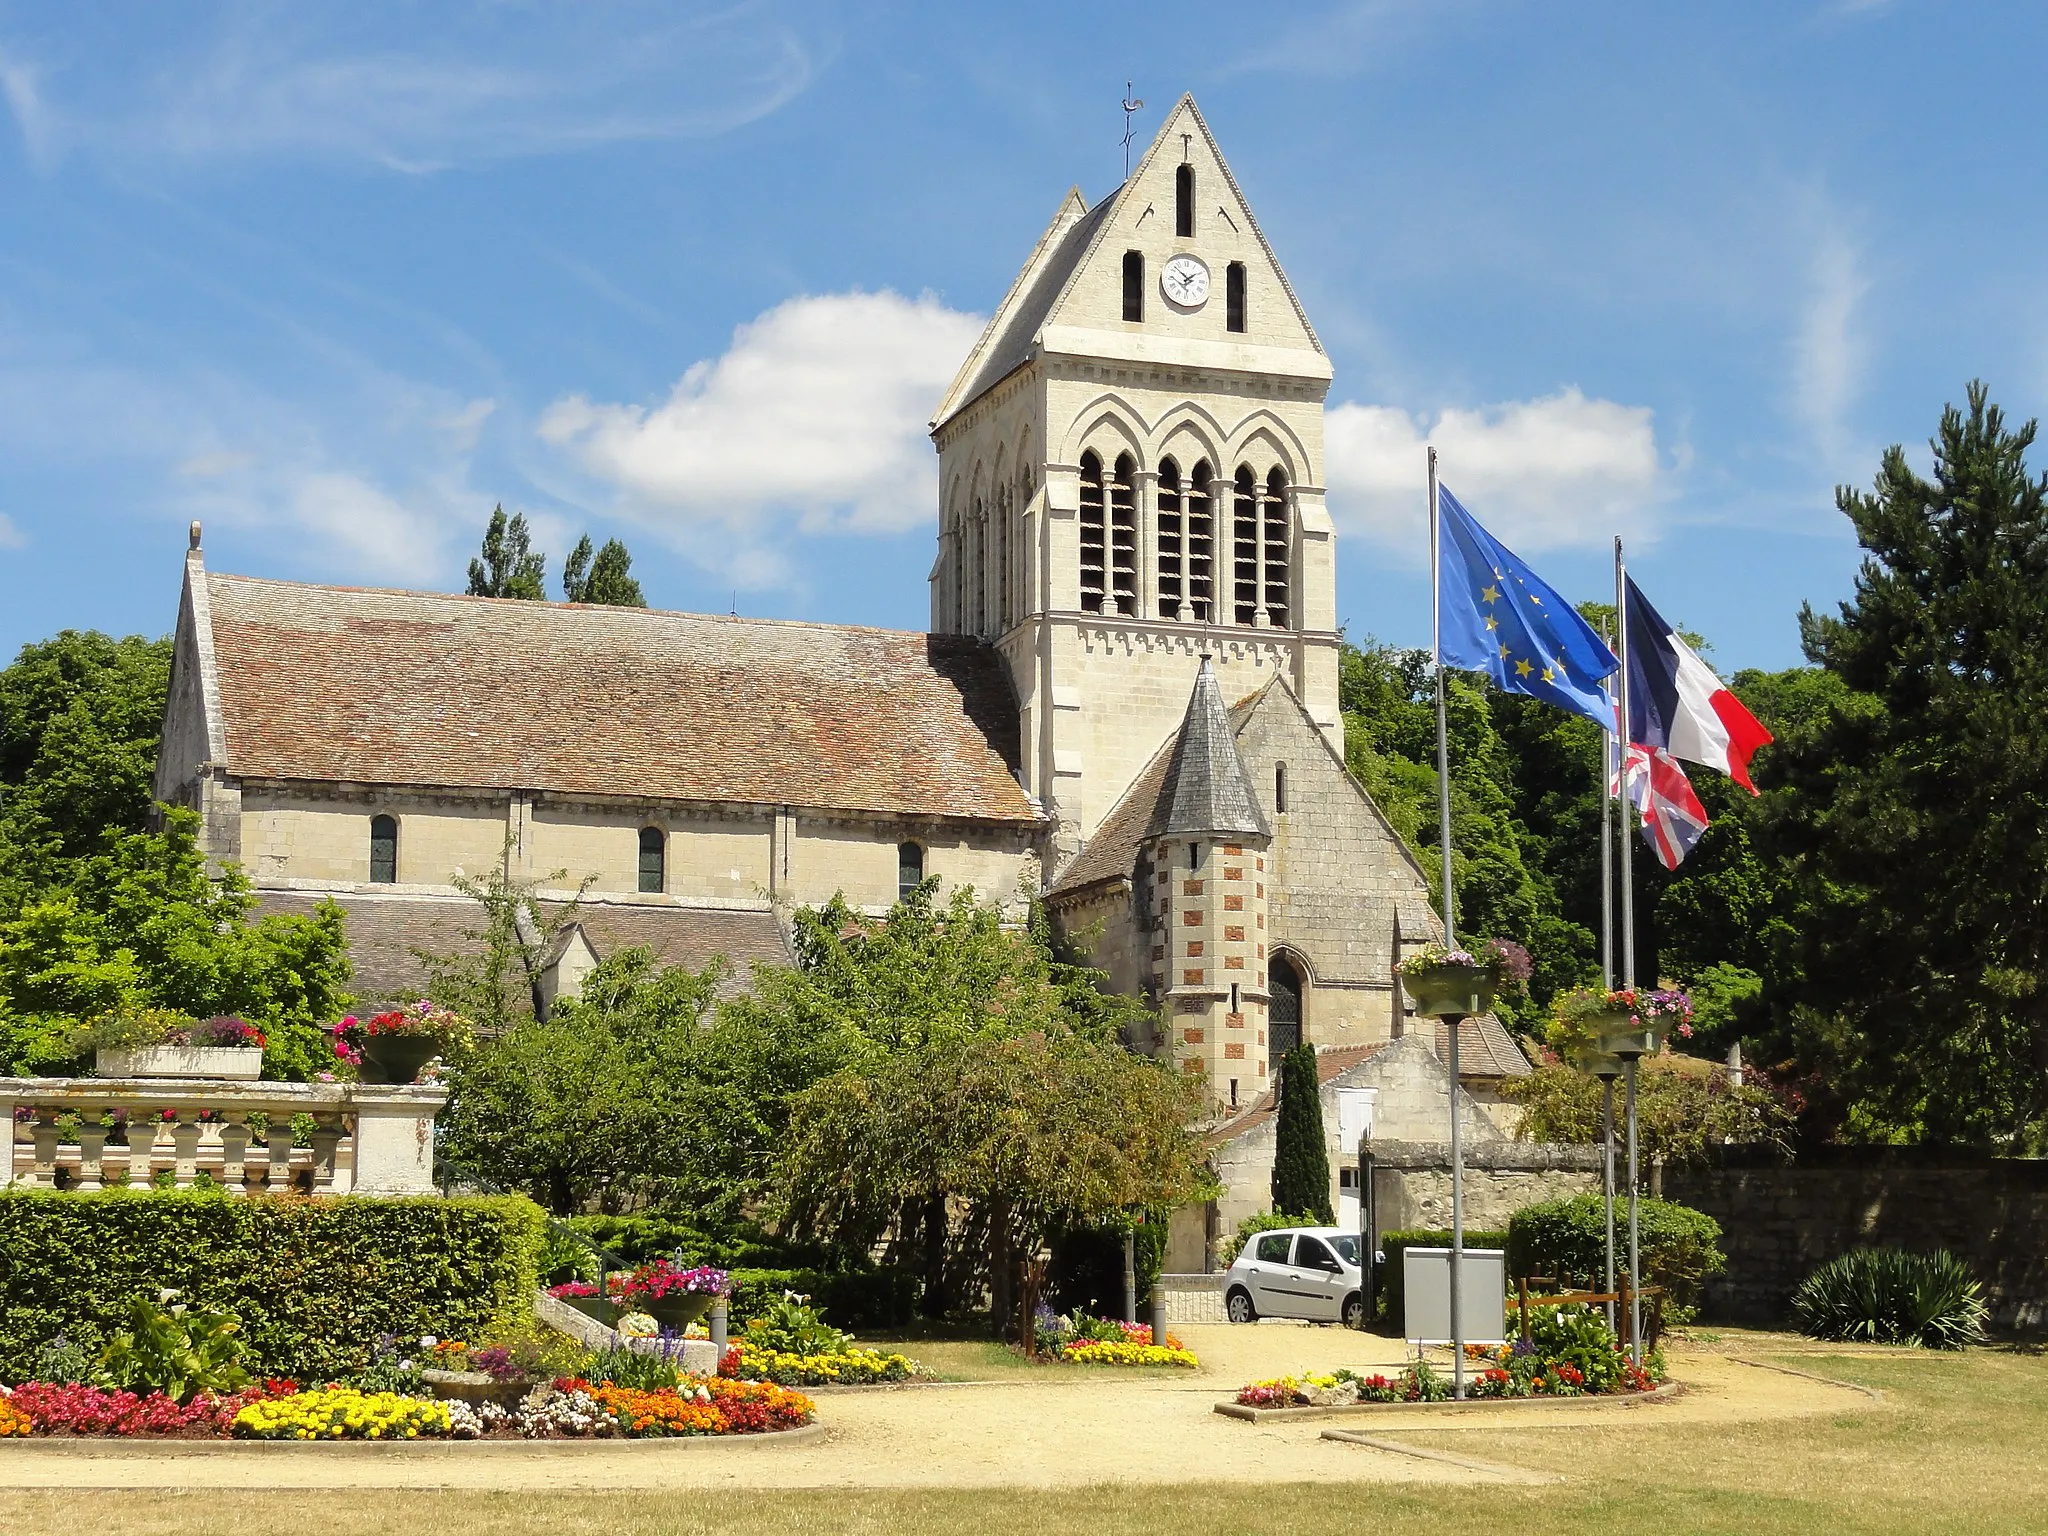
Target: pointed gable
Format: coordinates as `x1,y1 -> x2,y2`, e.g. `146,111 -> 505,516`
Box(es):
1150,657 -> 1271,840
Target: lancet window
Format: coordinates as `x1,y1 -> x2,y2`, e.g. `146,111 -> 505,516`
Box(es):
1110,452 -> 1138,614
1079,452 -> 1107,614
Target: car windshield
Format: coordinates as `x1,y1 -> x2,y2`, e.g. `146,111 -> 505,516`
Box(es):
1326,1234 -> 1361,1264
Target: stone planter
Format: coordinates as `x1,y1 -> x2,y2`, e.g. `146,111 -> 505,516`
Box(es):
1586,1010 -> 1669,1060
639,1292 -> 716,1332
359,1034 -> 440,1085
1566,1042 -> 1626,1079
420,1368 -> 526,1408
95,1046 -> 263,1081
1401,964 -> 1496,1020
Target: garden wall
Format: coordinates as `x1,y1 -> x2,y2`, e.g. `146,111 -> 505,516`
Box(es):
1365,1140 -> 1601,1238
1666,1149 -> 2048,1333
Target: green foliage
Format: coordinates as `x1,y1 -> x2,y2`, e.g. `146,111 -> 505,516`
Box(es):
1501,1053 -> 1792,1167
726,1268 -> 921,1330
465,505 -> 547,600
1218,1208 -> 1317,1267
97,1290 -> 251,1401
1375,1229 -> 1509,1327
1792,1248 -> 1989,1349
1524,1303 -> 1625,1391
1047,1211 -> 1167,1317
561,535 -> 647,606
0,1189 -> 545,1381
538,1223 -> 599,1285
1272,1042 -> 1334,1225
32,1333 -> 95,1384
581,1344 -> 681,1389
1505,1193 -> 1725,1328
741,1294 -> 854,1355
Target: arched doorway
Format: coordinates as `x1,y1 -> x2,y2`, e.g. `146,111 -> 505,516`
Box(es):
1269,953 -> 1303,1068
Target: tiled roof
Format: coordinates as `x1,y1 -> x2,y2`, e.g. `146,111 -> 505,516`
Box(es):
1433,1014 -> 1533,1078
1151,658 -> 1271,841
1206,1042 -> 1395,1145
203,574 -> 1036,824
256,892 -> 791,1007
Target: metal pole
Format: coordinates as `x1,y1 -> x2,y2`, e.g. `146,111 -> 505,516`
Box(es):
1429,445 -> 1464,1399
1123,1228 -> 1138,1325
1603,1076 -> 1617,1335
1599,626 -> 1614,993
1615,539 -> 1635,991
1625,1056 -> 1642,1364
1448,1009 -> 1465,1397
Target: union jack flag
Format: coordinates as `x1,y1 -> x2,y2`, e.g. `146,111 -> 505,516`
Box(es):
1619,742 -> 1709,870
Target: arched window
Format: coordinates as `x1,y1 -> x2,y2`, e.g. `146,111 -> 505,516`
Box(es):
638,826 -> 665,893
1175,163 -> 1195,238
1275,762 -> 1288,814
1226,262 -> 1247,333
1156,458 -> 1184,620
369,815 -> 397,884
1263,467 -> 1291,628
1122,250 -> 1144,322
996,480 -> 1011,633
1110,452 -> 1139,614
1187,461 -> 1215,622
1269,953 -> 1304,1067
1078,451 -> 1107,614
950,506 -> 966,632
897,841 -> 925,901
972,497 -> 988,637
1232,464 -> 1260,625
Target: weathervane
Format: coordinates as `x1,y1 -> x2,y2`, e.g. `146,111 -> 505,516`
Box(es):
1121,83 -> 1145,178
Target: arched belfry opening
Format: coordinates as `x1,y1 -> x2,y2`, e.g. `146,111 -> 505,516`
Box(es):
1269,952 -> 1304,1068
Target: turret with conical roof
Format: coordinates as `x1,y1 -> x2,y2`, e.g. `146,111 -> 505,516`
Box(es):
1143,659 -> 1275,1113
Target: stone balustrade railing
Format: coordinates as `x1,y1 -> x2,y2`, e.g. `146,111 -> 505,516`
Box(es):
0,1077 -> 448,1197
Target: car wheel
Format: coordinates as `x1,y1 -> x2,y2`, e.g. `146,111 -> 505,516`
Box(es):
1226,1287 -> 1257,1324
1342,1293 -> 1365,1329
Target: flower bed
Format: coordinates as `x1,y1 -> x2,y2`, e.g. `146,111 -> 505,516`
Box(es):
2,1380 -> 297,1437
1030,1308 -> 1199,1368
1060,1340 -> 1199,1368
722,1342 -> 916,1387
234,1388 -> 450,1440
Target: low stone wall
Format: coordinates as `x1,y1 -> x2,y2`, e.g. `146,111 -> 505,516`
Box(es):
1156,1273 -> 1228,1323
1366,1140 -> 1601,1237
1666,1149 -> 2048,1333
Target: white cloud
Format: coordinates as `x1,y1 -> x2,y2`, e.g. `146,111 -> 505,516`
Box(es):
1792,229 -> 1869,470
540,290 -> 985,581
2,5 -> 817,173
0,511 -> 26,549
1325,388 -> 1665,556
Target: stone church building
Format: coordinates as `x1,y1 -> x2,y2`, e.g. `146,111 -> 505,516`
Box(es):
152,98 -> 1525,1244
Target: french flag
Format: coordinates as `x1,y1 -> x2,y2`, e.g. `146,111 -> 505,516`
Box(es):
1623,576 -> 1774,793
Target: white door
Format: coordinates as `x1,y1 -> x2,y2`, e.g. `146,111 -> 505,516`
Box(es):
1244,1231 -> 1297,1313
1290,1235 -> 1349,1321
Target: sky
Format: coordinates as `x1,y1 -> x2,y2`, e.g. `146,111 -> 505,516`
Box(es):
1,0 -> 2043,674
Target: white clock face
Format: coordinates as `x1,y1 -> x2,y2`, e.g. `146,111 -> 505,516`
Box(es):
1160,254 -> 1210,309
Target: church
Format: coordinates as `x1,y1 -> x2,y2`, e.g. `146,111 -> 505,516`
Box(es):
151,98 -> 1525,1244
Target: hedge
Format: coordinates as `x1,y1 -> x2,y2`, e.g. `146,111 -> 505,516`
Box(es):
0,1188 -> 545,1382
1375,1228 -> 1509,1329
726,1267 -> 922,1330
1505,1193 -> 1724,1326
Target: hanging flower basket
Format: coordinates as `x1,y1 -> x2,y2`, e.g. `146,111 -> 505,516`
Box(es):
1397,938 -> 1530,1020
1549,987 -> 1693,1062
1565,1041 -> 1626,1079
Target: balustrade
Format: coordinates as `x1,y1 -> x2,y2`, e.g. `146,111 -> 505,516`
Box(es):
0,1077 -> 447,1197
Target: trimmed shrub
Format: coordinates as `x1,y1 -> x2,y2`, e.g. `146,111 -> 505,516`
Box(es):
726,1267 -> 921,1330
1792,1248 -> 1988,1349
1376,1228 -> 1509,1329
1272,1043 -> 1334,1225
1505,1193 -> 1725,1330
0,1188 -> 544,1382
1219,1209 -> 1316,1268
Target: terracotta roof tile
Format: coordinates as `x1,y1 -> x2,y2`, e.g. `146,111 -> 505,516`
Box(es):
1432,1015 -> 1533,1078
205,574 -> 1037,824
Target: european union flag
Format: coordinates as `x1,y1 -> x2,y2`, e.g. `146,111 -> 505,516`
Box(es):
1437,484 -> 1618,726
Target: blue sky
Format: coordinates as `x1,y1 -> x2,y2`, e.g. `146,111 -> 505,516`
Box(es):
1,0 -> 2041,674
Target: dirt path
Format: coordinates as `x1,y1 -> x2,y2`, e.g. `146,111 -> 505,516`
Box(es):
0,1329 -> 1873,1493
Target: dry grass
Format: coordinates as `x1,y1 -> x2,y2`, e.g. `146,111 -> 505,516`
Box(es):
2,1347 -> 2043,1533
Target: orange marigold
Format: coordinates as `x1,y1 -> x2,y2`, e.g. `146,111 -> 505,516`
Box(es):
0,1398 -> 32,1438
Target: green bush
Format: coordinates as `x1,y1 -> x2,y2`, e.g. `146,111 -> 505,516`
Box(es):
727,1267 -> 921,1330
1792,1248 -> 1989,1350
1376,1229 -> 1509,1329
1505,1194 -> 1725,1328
98,1291 -> 251,1401
1219,1209 -> 1318,1268
0,1188 -> 544,1382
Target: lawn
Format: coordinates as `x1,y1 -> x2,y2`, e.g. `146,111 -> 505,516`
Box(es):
1,1344 -> 2042,1533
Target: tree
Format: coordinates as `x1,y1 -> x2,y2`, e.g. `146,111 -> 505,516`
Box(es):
1271,1041 -> 1333,1223
417,855 -> 590,1032
561,535 -> 647,607
1758,384 -> 2048,1147
1502,1050 -> 1792,1169
465,506 -> 546,600
777,1031 -> 1212,1327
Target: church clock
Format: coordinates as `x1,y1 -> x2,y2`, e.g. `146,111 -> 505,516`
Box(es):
1160,254 -> 1210,309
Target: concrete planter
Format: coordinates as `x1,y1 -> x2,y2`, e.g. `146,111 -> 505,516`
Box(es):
96,1046 -> 263,1081
1401,965 -> 1496,1020
420,1368 -> 526,1408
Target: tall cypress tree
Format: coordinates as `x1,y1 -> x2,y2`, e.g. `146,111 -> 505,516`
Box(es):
1272,1041 -> 1334,1223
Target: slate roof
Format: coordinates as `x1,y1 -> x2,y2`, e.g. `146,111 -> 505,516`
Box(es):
1432,1015 -> 1533,1078
201,574 -> 1037,825
1150,658 -> 1271,841
256,892 -> 791,1007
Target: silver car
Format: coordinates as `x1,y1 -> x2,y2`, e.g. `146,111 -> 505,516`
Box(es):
1223,1225 -> 1367,1327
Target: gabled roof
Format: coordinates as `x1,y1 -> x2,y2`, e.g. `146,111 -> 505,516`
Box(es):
194,570 -> 1039,825
1150,657 -> 1270,840
931,94 -> 1325,433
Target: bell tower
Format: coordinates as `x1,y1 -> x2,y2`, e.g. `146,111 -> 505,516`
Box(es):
929,95 -> 1341,869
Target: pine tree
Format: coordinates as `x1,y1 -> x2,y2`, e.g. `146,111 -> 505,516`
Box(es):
465,506 -> 546,600
1271,1041 -> 1334,1223
562,534 -> 647,607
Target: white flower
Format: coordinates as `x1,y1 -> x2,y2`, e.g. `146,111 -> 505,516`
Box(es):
420,1335 -> 438,1348
157,1288 -> 182,1304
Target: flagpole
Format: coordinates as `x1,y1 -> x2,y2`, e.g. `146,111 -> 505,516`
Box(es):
1597,619 -> 1617,1333
1615,535 -> 1642,1365
1429,446 -> 1465,1400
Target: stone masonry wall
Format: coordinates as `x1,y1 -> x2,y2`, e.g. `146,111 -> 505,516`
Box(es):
1365,1141 -> 1601,1241
1666,1151 -> 2048,1333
